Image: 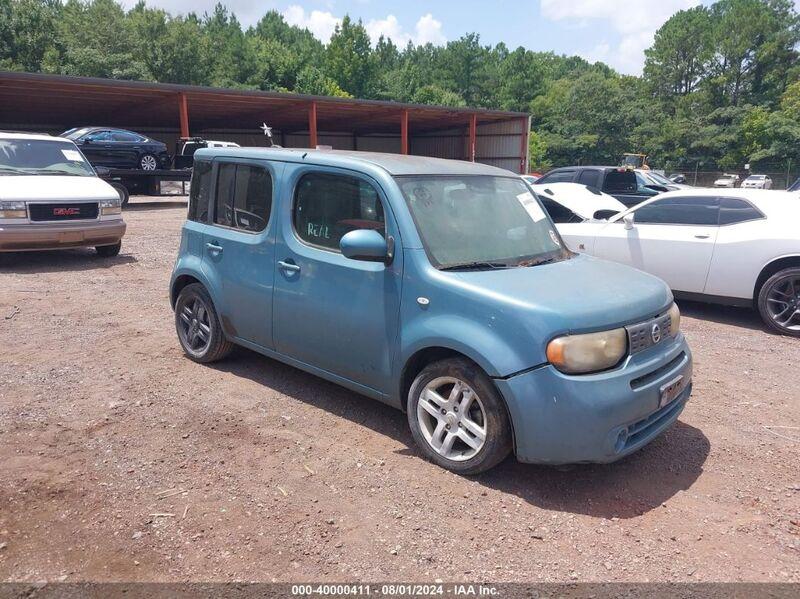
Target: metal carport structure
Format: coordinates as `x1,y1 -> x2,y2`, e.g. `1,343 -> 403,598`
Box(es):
0,71 -> 531,174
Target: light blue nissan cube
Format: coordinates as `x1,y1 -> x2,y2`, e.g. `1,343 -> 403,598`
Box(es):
170,148 -> 693,474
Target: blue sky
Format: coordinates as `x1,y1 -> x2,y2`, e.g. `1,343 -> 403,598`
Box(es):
116,1 -> 789,75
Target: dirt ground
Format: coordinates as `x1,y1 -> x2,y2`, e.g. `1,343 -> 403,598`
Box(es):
0,198 -> 798,584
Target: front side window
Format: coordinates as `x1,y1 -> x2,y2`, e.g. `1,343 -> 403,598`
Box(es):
397,175 -> 568,269
293,172 -> 385,251
85,130 -> 112,142
0,139 -> 95,177
213,163 -> 272,232
632,196 -> 719,226
188,160 -> 213,222
603,170 -> 638,193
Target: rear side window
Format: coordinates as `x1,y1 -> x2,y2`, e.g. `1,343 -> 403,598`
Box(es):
213,163 -> 272,232
538,170 -> 575,184
188,160 -> 213,222
294,172 -> 385,251
111,131 -> 142,142
718,197 -> 764,225
633,196 -> 719,226
577,169 -> 601,188
603,170 -> 637,193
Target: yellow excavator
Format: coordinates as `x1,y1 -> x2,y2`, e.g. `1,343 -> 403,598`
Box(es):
622,153 -> 650,170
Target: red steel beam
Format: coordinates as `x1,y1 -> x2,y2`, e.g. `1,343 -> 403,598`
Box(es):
469,114 -> 477,162
400,109 -> 409,155
308,101 -> 318,148
178,92 -> 190,138
519,116 -> 529,174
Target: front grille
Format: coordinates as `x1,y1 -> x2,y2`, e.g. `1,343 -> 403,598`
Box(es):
28,203 -> 99,222
626,312 -> 672,354
630,352 -> 687,390
621,391 -> 687,451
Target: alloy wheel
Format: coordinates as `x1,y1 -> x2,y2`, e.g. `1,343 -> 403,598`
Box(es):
416,376 -> 487,461
765,274 -> 800,333
178,297 -> 212,353
141,155 -> 157,170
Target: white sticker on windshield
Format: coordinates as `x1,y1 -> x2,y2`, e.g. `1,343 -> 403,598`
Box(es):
61,149 -> 83,161
516,191 -> 546,222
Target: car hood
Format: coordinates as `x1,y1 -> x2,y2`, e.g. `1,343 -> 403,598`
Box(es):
0,175 -> 119,202
447,253 -> 672,335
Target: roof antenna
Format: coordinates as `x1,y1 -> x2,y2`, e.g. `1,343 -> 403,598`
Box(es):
302,152 -> 308,159
259,122 -> 280,147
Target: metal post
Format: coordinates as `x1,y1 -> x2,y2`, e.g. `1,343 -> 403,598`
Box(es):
520,116 -> 530,174
178,93 -> 190,138
308,101 -> 318,148
469,114 -> 477,162
400,109 -> 409,155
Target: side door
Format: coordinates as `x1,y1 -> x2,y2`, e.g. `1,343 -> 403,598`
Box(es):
79,130 -> 113,165
272,166 -> 403,394
201,158 -> 279,350
594,196 -> 720,293
110,130 -> 142,168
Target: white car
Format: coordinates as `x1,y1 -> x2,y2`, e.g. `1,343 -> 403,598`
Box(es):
0,132 -> 125,255
713,173 -> 740,188
532,182 -> 626,223
742,174 -> 772,189
557,189 -> 800,336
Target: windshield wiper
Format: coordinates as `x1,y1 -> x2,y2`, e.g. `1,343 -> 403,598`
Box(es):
440,261 -> 510,271
517,257 -> 557,268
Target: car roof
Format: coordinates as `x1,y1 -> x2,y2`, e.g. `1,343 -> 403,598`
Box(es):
0,131 -> 69,142
611,187 -> 797,221
194,147 -> 516,177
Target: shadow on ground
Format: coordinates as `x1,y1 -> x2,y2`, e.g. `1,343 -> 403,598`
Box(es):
212,346 -> 710,520
0,249 -> 136,273
676,298 -> 765,332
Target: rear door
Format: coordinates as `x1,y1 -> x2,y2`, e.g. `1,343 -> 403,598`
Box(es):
594,196 -> 720,293
201,158 -> 280,350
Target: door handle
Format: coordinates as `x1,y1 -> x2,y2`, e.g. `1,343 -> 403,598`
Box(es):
693,234 -> 710,239
278,260 -> 300,273
205,242 -> 223,254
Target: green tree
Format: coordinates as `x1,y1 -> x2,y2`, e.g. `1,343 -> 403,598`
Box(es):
325,15 -> 376,98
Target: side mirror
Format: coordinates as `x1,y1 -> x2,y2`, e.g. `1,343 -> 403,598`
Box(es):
340,229 -> 391,264
623,213 -> 635,230
593,209 -> 619,220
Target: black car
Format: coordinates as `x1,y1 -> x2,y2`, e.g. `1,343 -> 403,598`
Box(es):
535,166 -> 668,207
60,127 -> 171,171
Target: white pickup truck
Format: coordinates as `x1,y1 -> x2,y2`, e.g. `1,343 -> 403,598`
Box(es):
0,132 -> 125,256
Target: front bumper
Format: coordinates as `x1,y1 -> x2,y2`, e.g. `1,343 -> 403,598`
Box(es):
0,220 -> 126,251
495,333 -> 692,465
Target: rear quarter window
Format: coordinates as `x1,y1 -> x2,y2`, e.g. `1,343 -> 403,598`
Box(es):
718,197 -> 764,225
187,160 -> 212,222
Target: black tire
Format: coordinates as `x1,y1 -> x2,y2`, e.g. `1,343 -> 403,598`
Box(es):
174,283 -> 234,363
95,241 -> 121,257
407,357 -> 512,475
757,267 -> 800,337
110,182 -> 129,207
139,153 -> 158,171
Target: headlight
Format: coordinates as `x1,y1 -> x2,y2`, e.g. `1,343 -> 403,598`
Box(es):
668,302 -> 680,337
99,198 -> 121,215
546,328 -> 628,374
0,201 -> 27,219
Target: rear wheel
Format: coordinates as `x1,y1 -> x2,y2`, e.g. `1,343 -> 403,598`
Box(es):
175,283 -> 234,362
95,241 -> 121,257
758,267 -> 800,337
139,153 -> 158,171
109,182 -> 129,207
407,358 -> 512,475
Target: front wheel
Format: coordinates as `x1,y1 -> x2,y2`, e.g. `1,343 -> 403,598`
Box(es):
95,241 -> 121,257
175,283 -> 234,362
407,358 -> 512,475
758,267 -> 800,336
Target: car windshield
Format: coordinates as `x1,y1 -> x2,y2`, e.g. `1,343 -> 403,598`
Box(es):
0,138 -> 95,176
747,175 -> 765,180
645,171 -> 673,186
397,175 -> 569,269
